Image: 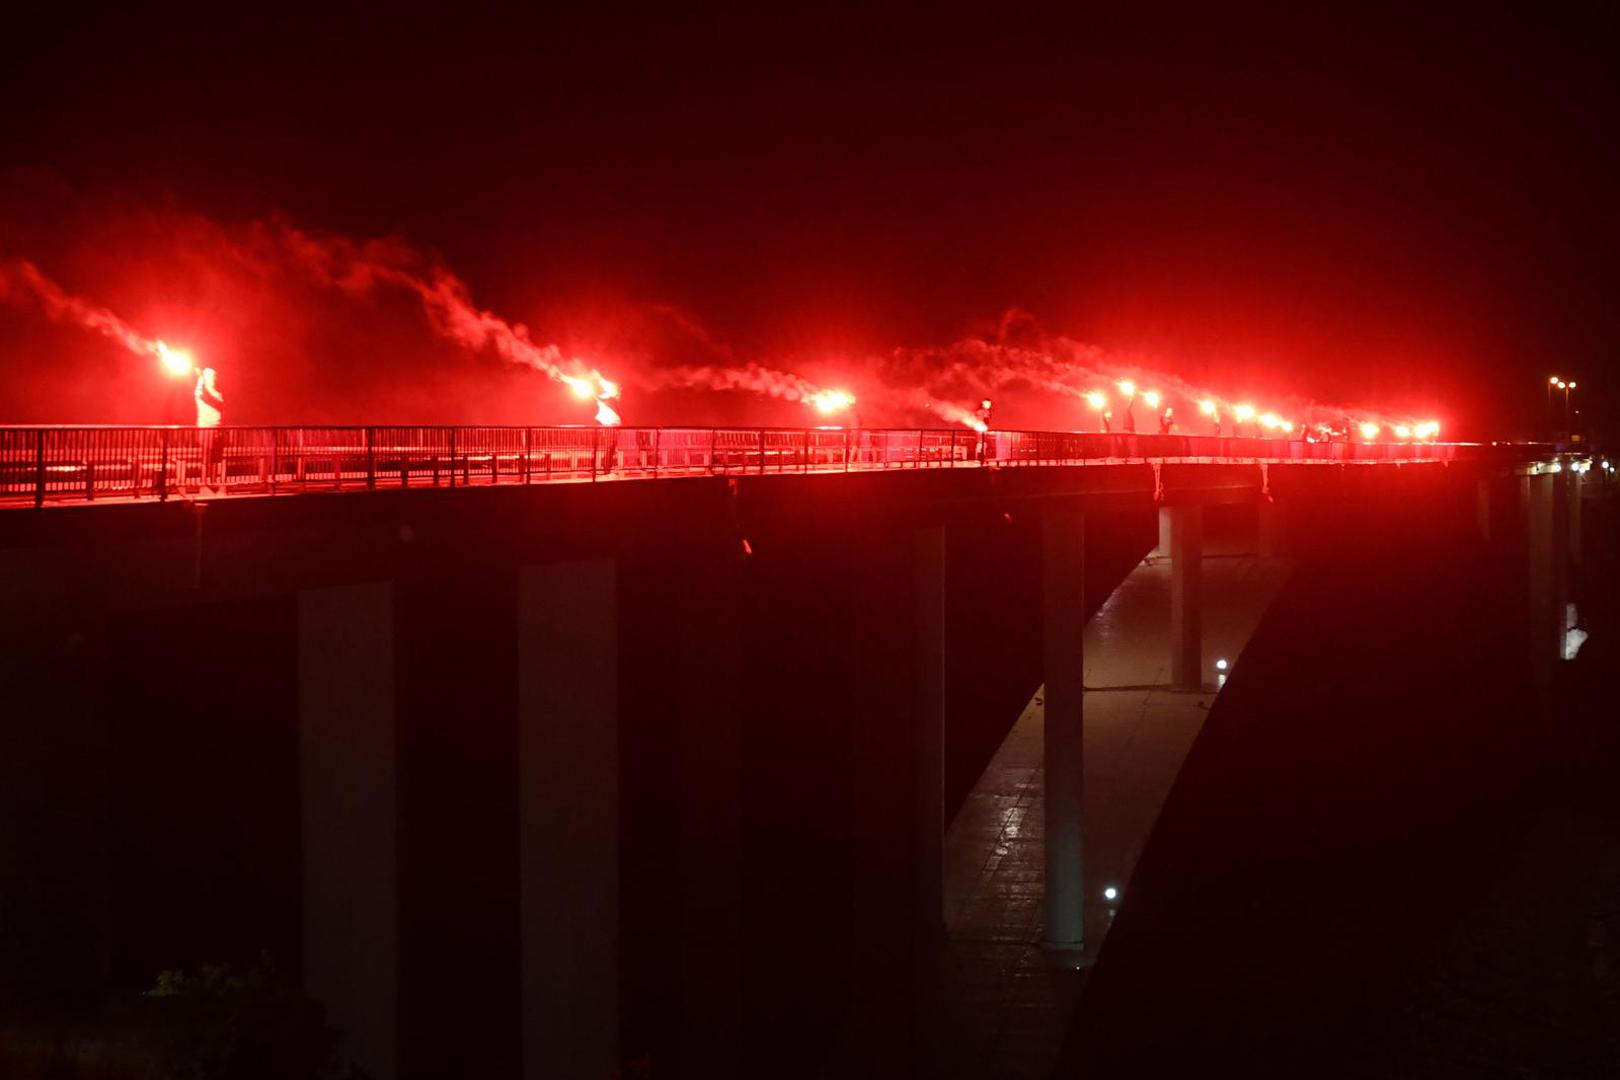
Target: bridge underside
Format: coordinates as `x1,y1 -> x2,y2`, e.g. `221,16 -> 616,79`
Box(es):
0,458 -> 1571,1078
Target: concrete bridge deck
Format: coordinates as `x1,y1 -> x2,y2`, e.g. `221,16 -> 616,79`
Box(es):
0,423 -> 1526,509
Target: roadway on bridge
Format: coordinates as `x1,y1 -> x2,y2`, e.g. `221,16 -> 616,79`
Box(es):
922,527 -> 1291,1079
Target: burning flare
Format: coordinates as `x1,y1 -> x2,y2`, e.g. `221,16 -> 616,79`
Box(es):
157,341 -> 195,376
808,388 -> 856,415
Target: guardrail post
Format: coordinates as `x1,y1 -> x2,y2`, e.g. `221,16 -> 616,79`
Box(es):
844,429 -> 851,473
158,428 -> 170,502
652,428 -> 661,479
366,428 -> 376,490
916,429 -> 925,468
523,428 -> 533,485
591,427 -> 599,482
33,429 -> 45,507
448,428 -> 458,488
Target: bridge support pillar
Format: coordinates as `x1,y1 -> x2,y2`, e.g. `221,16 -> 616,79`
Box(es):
1042,510 -> 1087,965
915,526 -> 947,943
1523,474 -> 1564,712
1476,478 -> 1493,542
1169,505 -> 1205,691
518,560 -> 619,1080
1156,506 -> 1174,560
1258,498 -> 1285,557
1568,469 -> 1583,570
676,544 -> 744,1073
298,582 -> 400,1080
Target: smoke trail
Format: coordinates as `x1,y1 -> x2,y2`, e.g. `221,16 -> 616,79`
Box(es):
924,400 -> 988,431
639,361 -> 836,403
2,206 -> 1440,435
0,257 -> 166,361
268,223 -> 618,398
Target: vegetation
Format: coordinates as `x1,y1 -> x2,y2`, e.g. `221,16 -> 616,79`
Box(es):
0,955 -> 363,1079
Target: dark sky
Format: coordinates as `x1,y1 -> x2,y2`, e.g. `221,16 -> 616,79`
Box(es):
1,8 -> 1615,433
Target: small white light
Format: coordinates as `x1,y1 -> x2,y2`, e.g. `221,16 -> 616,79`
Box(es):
1103,886 -> 1118,901
1215,658 -> 1228,671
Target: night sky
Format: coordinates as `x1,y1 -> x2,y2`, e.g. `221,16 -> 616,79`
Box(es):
1,8 -> 1615,433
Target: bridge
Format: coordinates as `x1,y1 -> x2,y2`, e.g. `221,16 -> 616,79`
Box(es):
2,424 -> 1508,508
0,423 -> 1593,1078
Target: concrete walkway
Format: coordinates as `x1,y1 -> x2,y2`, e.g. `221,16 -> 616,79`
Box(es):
924,547 -> 1291,1078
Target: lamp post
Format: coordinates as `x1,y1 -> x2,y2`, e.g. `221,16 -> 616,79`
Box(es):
1564,380 -> 1577,435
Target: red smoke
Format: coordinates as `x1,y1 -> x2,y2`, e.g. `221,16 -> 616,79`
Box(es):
1,257 -> 171,365
0,202 -> 1446,436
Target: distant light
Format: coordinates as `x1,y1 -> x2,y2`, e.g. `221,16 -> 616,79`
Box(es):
1233,403 -> 1255,422
1103,886 -> 1118,901
1549,375 -> 1561,384
1414,420 -> 1440,439
1393,424 -> 1412,440
1085,391 -> 1107,410
1556,380 -> 1567,389
1142,390 -> 1162,409
1569,381 -> 1578,389
1116,379 -> 1136,398
1359,421 -> 1380,440
1550,462 -> 1563,473
1198,399 -> 1217,416
1215,658 -> 1228,671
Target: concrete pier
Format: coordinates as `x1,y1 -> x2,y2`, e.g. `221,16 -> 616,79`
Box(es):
1168,505 -> 1205,692
1042,510 -> 1087,963
298,583 -> 400,1080
518,559 -> 620,1080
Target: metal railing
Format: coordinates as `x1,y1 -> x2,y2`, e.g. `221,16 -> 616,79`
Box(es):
0,424 -> 1524,509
